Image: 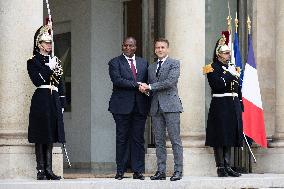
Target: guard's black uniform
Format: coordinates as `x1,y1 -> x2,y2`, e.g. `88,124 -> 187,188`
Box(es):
205,60 -> 243,147
27,52 -> 66,144
204,32 -> 243,177
29,24 -> 65,180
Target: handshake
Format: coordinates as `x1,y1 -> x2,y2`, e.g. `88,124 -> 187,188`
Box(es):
137,82 -> 150,96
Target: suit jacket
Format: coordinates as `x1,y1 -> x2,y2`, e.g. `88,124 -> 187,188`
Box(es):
148,57 -> 183,115
108,54 -> 149,115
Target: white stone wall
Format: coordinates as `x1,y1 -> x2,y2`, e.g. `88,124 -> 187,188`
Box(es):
0,0 -> 41,132
90,0 -> 123,171
0,0 -> 44,179
49,0 -> 92,165
252,0 -> 276,138
49,0 -> 123,170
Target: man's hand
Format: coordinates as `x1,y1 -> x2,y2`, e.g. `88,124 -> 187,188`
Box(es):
137,82 -> 150,95
138,83 -> 149,92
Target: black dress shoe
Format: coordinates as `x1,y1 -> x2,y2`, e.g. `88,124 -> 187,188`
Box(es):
225,167 -> 241,177
170,171 -> 182,181
150,171 -> 166,180
115,172 -> 124,180
217,167 -> 229,177
133,172 -> 145,180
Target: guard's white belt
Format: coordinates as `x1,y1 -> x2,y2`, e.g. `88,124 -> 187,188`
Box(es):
38,85 -> 58,92
212,93 -> 238,97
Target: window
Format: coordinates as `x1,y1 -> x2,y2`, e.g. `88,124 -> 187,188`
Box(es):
54,32 -> 71,112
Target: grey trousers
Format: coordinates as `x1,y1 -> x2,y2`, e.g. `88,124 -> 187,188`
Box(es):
152,112 -> 183,173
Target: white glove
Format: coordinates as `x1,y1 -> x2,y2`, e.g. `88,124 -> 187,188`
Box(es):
230,65 -> 240,77
222,65 -> 240,77
45,56 -> 57,70
62,108 -> 64,114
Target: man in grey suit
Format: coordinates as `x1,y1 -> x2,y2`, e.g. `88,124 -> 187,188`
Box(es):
139,38 -> 183,181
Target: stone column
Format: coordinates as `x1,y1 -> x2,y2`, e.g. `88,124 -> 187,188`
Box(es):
253,0 -> 284,173
251,0 -> 284,174
165,0 -> 214,176
0,1 -> 62,178
274,0 -> 284,148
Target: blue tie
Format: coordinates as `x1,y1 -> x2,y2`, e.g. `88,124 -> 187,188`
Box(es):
156,60 -> 163,77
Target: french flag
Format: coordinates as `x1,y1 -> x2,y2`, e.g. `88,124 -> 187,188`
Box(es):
242,34 -> 267,147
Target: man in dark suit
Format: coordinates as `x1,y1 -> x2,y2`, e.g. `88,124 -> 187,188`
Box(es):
108,37 -> 149,180
139,38 -> 183,181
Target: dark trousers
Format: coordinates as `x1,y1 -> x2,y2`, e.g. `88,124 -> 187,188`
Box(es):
113,105 -> 147,173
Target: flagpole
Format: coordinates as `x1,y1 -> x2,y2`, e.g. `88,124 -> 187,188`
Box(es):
227,1 -> 232,35
227,4 -> 232,33
235,12 -> 238,33
243,133 -> 257,163
247,16 -> 251,35
45,0 -> 54,57
235,12 -> 246,84
227,1 -> 235,67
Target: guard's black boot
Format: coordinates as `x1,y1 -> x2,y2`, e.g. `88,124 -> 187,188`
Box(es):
213,147 -> 229,177
223,146 -> 231,168
45,144 -> 62,180
213,147 -> 224,167
217,167 -> 229,177
35,143 -> 48,180
223,147 -> 241,177
225,166 -> 241,177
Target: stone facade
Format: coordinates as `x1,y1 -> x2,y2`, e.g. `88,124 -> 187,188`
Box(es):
0,0 -> 284,178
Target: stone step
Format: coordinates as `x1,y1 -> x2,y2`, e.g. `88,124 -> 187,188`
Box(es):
1,174 -> 284,189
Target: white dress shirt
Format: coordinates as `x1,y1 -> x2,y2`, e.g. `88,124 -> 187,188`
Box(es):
123,54 -> 137,74
156,55 -> 168,72
149,55 -> 169,90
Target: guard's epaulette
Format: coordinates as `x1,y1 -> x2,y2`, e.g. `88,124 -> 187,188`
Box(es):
203,62 -> 214,74
27,55 -> 35,62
